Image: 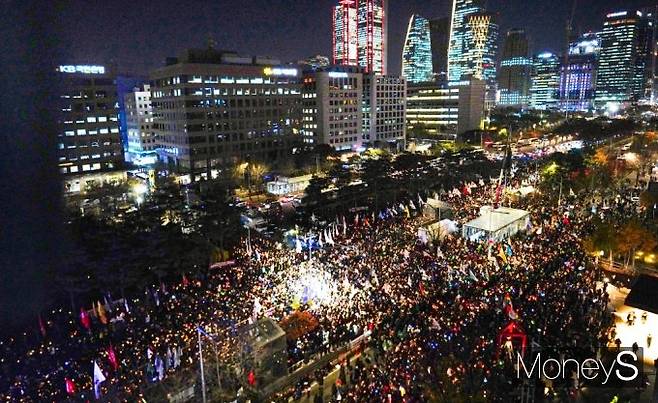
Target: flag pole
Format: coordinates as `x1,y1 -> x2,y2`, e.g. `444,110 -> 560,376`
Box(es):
197,328 -> 207,403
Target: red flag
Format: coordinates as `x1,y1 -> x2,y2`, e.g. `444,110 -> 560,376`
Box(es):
65,377 -> 76,396
247,370 -> 256,386
419,282 -> 426,295
182,274 -> 190,287
107,344 -> 119,371
38,315 -> 46,337
80,307 -> 91,330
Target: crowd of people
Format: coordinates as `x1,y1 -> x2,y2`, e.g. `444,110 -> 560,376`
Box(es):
0,154 -> 626,402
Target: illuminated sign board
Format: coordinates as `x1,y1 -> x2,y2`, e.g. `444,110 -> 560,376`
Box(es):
328,72 -> 349,78
263,67 -> 298,77
58,65 -> 106,74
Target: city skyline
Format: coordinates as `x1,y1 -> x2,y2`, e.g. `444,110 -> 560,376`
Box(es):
46,0 -> 656,77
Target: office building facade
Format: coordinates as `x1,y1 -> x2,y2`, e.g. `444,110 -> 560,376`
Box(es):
530,52 -> 560,110
333,0 -> 387,75
498,29 -> 532,107
402,15 -> 433,84
362,74 -> 406,148
463,12 -> 498,106
357,0 -> 387,74
558,32 -> 600,112
447,0 -> 485,82
150,48 -> 302,176
56,65 -> 124,177
124,84 -> 157,163
406,79 -> 485,136
333,1 -> 359,67
301,67 -> 363,151
595,10 -> 654,107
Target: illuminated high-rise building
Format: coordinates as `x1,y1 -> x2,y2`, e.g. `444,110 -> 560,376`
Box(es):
595,10 -> 654,108
56,64 -> 124,180
558,32 -> 599,112
333,0 -> 358,67
498,29 -> 532,107
463,12 -> 498,107
402,15 -> 433,83
447,0 -> 485,82
530,52 -> 560,110
357,0 -> 387,74
150,48 -> 302,177
333,0 -> 387,74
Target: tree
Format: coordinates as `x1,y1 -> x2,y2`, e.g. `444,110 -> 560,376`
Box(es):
303,175 -> 331,213
583,220 -> 618,265
361,155 -> 394,210
617,220 -> 657,268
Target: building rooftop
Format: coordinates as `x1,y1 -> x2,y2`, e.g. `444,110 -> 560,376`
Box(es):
463,206 -> 529,232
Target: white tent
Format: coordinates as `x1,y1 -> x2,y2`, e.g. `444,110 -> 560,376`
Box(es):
462,206 -> 530,242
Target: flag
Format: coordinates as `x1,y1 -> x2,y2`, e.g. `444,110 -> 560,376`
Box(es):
409,200 -> 416,210
569,188 -> 575,197
124,298 -> 130,314
93,361 -> 106,399
80,307 -> 91,330
103,295 -> 113,312
38,315 -> 46,337
166,347 -> 173,370
248,370 -> 256,386
174,346 -> 182,368
107,344 -> 119,371
497,245 -> 508,264
97,301 -> 108,325
354,213 -> 359,225
155,355 -> 165,380
65,377 -> 76,396
252,297 -> 262,321
182,274 -> 190,287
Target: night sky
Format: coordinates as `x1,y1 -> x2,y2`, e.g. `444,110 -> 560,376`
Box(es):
52,0 -> 655,76
0,0 -> 653,331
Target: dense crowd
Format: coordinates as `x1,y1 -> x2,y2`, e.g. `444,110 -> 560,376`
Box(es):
0,157 -> 623,402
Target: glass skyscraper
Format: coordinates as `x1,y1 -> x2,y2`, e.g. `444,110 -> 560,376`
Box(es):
333,0 -> 387,75
559,32 -> 600,112
530,52 -> 560,110
333,0 -> 358,67
402,15 -> 433,83
498,29 -> 532,107
595,10 -> 651,107
447,0 -> 485,82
